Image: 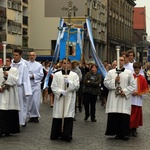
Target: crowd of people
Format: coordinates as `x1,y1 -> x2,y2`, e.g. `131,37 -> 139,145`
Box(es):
0,48 -> 149,143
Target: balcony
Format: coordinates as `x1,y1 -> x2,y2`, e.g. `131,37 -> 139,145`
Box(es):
22,37 -> 28,47
0,34 -> 6,42
23,16 -> 28,25
23,28 -> 27,35
0,6 -> 6,23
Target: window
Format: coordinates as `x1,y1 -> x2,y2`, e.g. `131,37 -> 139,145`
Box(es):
12,2 -> 18,10
7,0 -> 12,8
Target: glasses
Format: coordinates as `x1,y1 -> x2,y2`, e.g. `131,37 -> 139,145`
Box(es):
119,60 -> 125,61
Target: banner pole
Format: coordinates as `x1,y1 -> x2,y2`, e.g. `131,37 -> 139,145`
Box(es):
61,1 -> 73,133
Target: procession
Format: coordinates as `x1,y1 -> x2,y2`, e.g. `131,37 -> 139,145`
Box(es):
0,49 -> 150,150
0,0 -> 150,150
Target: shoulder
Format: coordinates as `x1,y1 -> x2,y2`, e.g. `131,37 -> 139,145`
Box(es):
10,67 -> 18,71
70,71 -> 79,76
35,61 -> 43,67
96,73 -> 102,78
139,74 -> 146,80
124,69 -> 132,74
54,70 -> 62,75
107,68 -> 116,74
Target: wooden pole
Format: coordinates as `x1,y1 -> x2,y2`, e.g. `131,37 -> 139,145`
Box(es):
61,1 -> 73,133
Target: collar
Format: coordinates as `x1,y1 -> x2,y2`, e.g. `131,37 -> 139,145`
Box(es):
62,69 -> 70,75
3,66 -> 11,71
13,60 -> 20,63
133,73 -> 141,78
116,67 -> 125,72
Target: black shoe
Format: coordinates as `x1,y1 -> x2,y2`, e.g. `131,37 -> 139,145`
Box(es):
61,136 -> 72,142
28,118 -> 34,123
0,130 -> 3,137
121,136 -> 129,141
84,116 -> 89,121
79,106 -> 82,112
5,133 -> 10,137
91,119 -> 97,122
34,117 -> 39,123
132,131 -> 137,137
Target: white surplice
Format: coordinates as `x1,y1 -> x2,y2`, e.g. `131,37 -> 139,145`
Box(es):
27,61 -> 44,118
11,61 -> 32,125
0,67 -> 20,110
104,68 -> 136,115
51,71 -> 79,118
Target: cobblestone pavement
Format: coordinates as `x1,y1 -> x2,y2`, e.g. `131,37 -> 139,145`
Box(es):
0,94 -> 150,150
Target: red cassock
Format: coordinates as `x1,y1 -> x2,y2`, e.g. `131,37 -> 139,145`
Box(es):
130,74 -> 149,128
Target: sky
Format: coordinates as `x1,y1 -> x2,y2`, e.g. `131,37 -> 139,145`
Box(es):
135,0 -> 150,39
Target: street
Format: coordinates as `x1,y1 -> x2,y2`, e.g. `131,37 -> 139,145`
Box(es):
0,94 -> 150,150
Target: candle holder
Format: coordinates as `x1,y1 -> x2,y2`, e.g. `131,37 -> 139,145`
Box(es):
1,66 -> 10,91
115,70 -> 122,97
115,46 -> 122,97
1,41 -> 9,91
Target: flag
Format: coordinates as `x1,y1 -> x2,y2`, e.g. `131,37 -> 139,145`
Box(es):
43,18 -> 64,89
86,18 -> 107,78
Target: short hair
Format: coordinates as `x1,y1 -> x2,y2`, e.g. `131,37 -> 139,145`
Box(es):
127,49 -> 135,57
121,51 -> 129,57
62,58 -> 71,63
120,55 -> 125,60
133,62 -> 141,69
44,60 -> 49,66
13,49 -> 23,55
2,55 -> 11,62
90,64 -> 98,69
6,55 -> 12,61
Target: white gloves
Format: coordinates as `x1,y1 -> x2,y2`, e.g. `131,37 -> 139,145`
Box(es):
64,78 -> 69,84
61,90 -> 67,96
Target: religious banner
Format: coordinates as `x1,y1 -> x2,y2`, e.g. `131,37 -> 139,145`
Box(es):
59,27 -> 83,61
86,18 -> 107,78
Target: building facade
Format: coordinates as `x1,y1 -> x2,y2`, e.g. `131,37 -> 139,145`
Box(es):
133,7 -> 150,65
0,0 -> 139,63
107,0 -> 136,63
0,0 -> 31,59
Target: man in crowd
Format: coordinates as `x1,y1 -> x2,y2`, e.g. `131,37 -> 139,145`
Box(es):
121,51 -> 134,72
0,56 -> 20,136
50,58 -> 79,142
27,52 -> 44,123
11,49 -> 32,127
104,56 -> 136,140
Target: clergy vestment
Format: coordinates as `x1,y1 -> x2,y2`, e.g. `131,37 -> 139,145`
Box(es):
124,62 -> 134,72
130,73 -> 149,129
0,67 -> 20,135
50,69 -> 79,141
11,60 -> 32,126
27,61 -> 44,120
104,68 -> 136,138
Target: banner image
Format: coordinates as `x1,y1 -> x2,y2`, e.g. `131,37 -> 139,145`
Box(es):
59,28 -> 83,61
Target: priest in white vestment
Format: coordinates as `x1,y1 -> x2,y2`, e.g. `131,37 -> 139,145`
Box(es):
27,52 -> 44,123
